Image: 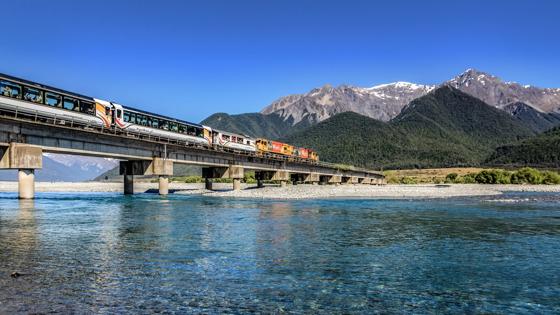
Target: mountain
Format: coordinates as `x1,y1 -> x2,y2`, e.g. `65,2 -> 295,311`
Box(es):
0,154 -> 118,182
261,82 -> 435,126
44,154 -> 118,180
447,69 -> 560,112
201,69 -> 560,140
486,127 -> 560,168
503,102 -> 560,133
284,86 -> 534,169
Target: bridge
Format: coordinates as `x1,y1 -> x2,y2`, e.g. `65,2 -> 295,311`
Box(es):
0,114 -> 385,199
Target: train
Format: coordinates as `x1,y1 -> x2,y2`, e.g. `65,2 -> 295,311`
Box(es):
0,73 -> 319,162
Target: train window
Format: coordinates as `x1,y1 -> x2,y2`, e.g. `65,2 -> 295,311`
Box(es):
63,96 -> 79,111
223,134 -> 230,141
197,128 -> 203,137
187,126 -> 196,136
123,111 -> 130,122
45,92 -> 61,107
80,101 -> 94,115
139,115 -> 148,126
151,118 -> 158,128
1,80 -> 22,99
116,109 -> 122,119
178,124 -> 185,133
23,86 -> 43,103
169,122 -> 178,132
159,120 -> 169,130
237,137 -> 244,144
129,113 -> 137,124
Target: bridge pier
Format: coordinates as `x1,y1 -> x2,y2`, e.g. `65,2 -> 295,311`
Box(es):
255,170 -> 291,188
0,143 -> 43,199
124,174 -> 134,195
233,178 -> 241,191
18,169 -> 35,199
120,157 -> 173,195
205,178 -> 213,190
303,172 -> 320,184
158,176 -> 169,195
202,166 -> 244,191
320,175 -> 342,185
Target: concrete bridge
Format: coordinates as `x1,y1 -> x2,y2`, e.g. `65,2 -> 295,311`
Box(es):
0,115 -> 385,199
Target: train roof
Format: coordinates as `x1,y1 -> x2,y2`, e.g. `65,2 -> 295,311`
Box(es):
0,72 -> 95,101
213,128 -> 254,139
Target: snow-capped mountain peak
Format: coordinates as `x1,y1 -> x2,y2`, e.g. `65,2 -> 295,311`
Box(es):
260,68 -> 560,127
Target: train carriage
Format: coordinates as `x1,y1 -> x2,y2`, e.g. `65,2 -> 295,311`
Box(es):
212,130 -> 256,152
0,73 -> 103,127
112,103 -> 212,146
0,72 -> 320,163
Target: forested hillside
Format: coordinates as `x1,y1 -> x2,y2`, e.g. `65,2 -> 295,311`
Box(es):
486,127 -> 560,168
284,87 -> 534,169
201,112 -> 292,139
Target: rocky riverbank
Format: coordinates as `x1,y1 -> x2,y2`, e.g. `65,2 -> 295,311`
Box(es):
0,181 -> 559,199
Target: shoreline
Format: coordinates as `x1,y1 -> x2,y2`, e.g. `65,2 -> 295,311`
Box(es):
0,181 -> 559,199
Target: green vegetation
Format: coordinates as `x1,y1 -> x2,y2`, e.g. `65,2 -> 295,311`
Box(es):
486,127 -> 560,168
445,168 -> 560,185
285,86 -> 534,169
201,112 -> 295,139
386,167 -> 560,185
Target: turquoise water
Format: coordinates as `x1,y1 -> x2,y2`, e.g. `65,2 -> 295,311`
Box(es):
0,192 -> 559,314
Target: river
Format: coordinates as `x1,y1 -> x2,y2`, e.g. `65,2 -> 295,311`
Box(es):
1,192 -> 559,314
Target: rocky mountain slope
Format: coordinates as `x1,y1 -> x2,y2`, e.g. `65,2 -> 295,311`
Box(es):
203,69 -> 560,139
503,102 -> 560,133
261,82 -> 435,125
284,86 -> 534,169
447,69 -> 560,112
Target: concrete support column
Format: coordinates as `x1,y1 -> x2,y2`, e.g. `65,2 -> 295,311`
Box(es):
158,176 -> 169,195
233,178 -> 241,191
18,169 -> 35,199
205,178 -> 213,190
124,174 -> 134,195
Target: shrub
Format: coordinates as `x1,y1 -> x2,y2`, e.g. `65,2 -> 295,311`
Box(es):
510,167 -> 543,185
473,169 -> 511,184
445,173 -> 458,183
183,176 -> 203,183
244,171 -> 257,184
400,176 -> 418,184
541,171 -> 560,185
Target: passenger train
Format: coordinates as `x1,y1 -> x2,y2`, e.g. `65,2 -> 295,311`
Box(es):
0,73 -> 319,162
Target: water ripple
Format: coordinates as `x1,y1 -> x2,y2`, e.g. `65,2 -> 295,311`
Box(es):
0,192 -> 559,313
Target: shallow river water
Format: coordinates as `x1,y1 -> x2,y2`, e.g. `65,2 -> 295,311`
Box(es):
1,192 -> 559,314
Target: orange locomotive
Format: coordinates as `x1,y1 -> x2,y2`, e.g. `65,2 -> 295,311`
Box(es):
255,138 -> 319,162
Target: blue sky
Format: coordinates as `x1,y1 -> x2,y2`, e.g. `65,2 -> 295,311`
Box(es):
1,0 -> 559,122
